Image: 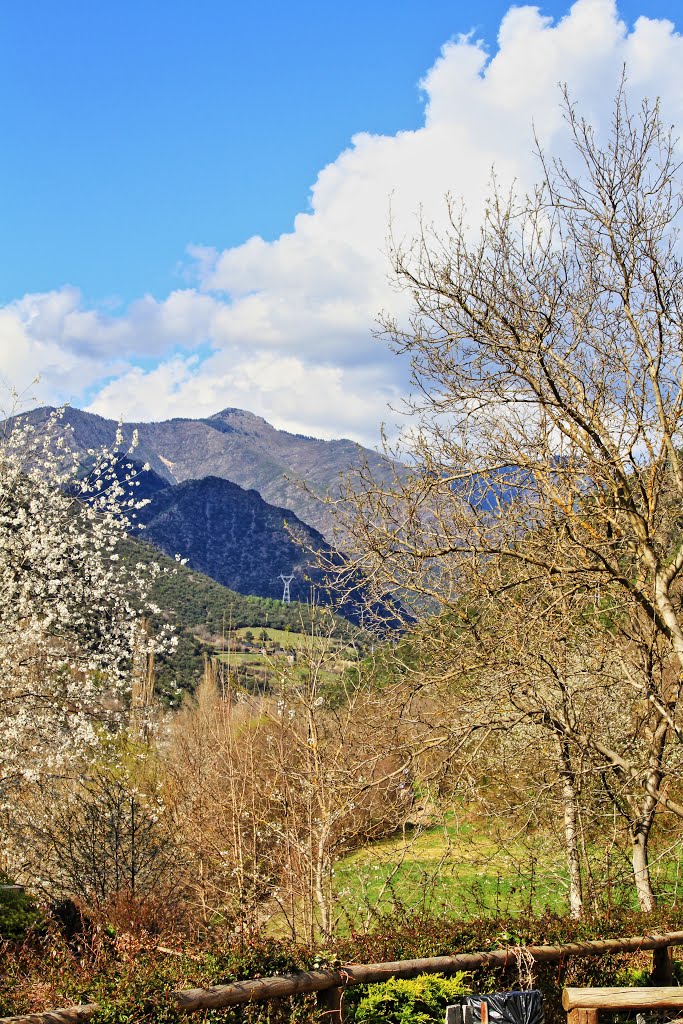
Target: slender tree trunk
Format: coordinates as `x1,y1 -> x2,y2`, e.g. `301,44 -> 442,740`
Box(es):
313,842 -> 331,939
629,781 -> 659,912
632,824 -> 656,911
627,708 -> 669,913
557,737 -> 583,919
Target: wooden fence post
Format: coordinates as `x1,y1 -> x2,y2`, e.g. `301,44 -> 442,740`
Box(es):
651,946 -> 673,986
568,1010 -> 599,1024
317,986 -> 345,1024
445,1008 -> 472,1024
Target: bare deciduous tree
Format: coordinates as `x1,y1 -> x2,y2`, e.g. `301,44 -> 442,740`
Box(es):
7,746 -> 182,922
327,82 -> 683,912
165,622 -> 412,939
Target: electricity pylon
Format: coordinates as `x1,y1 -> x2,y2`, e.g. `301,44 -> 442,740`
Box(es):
279,574 -> 294,603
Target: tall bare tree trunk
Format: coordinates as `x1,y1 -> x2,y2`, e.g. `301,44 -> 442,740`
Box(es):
557,737 -> 583,919
629,782 -> 659,912
626,713 -> 669,913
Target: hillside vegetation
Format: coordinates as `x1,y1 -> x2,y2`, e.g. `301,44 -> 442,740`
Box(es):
119,536 -> 351,698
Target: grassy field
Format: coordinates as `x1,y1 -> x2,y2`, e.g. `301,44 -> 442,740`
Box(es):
230,625 -> 354,650
216,650 -> 273,664
263,816 -> 572,937
333,819 -> 572,923
213,625 -> 358,691
330,814 -> 683,928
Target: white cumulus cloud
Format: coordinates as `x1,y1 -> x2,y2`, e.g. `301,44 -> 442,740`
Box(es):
4,0 -> 683,445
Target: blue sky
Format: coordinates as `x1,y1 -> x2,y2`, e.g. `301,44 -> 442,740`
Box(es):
0,0 -> 517,304
2,0 -> 683,441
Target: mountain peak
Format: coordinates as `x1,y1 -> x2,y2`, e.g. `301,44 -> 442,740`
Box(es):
135,473 -> 326,602
205,407 -> 276,437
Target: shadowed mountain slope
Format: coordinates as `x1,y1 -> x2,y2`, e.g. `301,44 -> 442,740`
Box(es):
134,475 -> 327,603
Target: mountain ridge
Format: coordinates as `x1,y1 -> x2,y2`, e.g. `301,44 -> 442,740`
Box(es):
17,405 -> 391,538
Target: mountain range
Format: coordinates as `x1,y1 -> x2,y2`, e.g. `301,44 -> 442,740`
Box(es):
22,405 -> 391,539
17,405 -> 392,608
134,473 -> 327,603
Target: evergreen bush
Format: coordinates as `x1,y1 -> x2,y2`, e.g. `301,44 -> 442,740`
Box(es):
352,973 -> 470,1024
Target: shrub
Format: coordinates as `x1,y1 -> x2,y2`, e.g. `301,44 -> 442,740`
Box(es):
4,908 -> 683,1024
0,880 -> 41,940
352,973 -> 470,1024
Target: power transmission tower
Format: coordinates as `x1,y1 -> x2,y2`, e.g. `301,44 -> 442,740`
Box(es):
279,574 -> 294,603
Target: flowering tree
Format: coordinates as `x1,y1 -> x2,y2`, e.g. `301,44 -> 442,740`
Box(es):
0,406 -> 170,811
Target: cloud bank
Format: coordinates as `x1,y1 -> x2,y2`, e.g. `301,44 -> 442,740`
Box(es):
4,0 -> 683,444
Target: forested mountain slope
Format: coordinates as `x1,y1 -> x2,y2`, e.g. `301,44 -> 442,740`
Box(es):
134,474 -> 328,603
120,536 -> 337,699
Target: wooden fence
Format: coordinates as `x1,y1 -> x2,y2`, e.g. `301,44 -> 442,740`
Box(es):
3,930 -> 683,1024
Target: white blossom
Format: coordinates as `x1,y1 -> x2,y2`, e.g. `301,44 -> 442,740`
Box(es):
0,405 -> 174,822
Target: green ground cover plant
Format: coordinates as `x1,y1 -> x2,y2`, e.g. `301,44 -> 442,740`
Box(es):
0,880 -> 41,941
333,815 -> 683,926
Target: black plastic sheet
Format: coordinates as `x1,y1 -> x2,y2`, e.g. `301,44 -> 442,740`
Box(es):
464,990 -> 544,1024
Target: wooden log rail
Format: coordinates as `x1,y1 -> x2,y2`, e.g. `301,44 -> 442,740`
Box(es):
3,930 -> 683,1024
563,984 -> 683,1024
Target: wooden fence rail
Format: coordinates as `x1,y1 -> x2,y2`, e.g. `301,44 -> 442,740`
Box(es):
3,930 -> 683,1024
563,984 -> 683,1024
